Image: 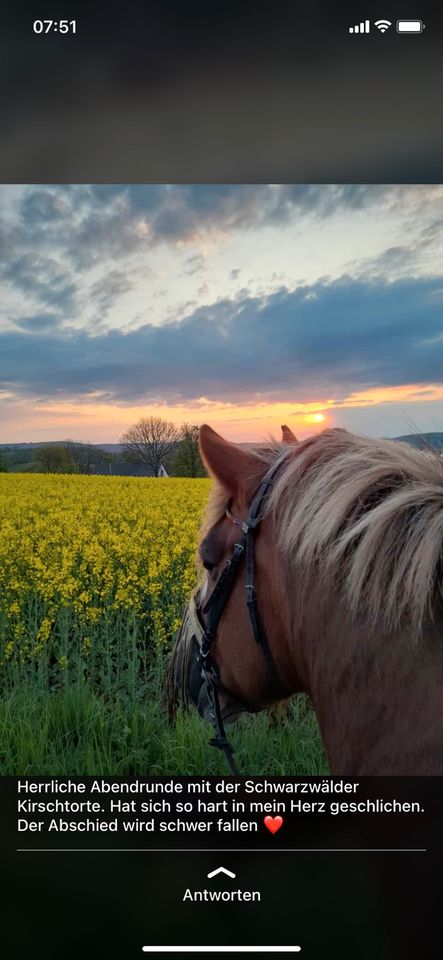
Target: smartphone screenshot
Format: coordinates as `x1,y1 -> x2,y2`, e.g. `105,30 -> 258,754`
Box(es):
0,4 -> 442,959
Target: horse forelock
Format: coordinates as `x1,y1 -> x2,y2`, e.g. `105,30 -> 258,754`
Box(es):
265,428 -> 443,635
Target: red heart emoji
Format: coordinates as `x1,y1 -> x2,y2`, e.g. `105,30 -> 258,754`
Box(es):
264,815 -> 284,834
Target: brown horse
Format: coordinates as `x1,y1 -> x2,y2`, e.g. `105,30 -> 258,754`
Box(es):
168,424 -> 443,774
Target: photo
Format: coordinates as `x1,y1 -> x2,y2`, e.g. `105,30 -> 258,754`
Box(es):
1,183 -> 443,776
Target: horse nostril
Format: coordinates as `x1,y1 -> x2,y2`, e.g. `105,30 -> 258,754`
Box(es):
202,560 -> 215,571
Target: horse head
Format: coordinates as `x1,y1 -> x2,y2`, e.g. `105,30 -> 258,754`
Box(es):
167,424 -> 303,738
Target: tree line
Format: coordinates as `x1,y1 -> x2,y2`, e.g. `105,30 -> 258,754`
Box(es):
0,418 -> 207,477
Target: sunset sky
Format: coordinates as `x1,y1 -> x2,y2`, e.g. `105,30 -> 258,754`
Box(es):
1,183 -> 443,443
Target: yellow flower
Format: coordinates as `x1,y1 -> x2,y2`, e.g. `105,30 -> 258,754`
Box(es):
0,473 -> 211,660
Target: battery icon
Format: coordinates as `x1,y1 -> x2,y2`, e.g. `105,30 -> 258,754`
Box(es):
396,20 -> 424,33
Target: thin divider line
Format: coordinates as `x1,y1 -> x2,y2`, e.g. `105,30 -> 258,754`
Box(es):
17,847 -> 427,853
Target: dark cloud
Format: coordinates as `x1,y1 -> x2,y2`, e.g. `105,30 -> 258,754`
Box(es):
1,252 -> 78,315
20,189 -> 68,224
10,184 -> 441,273
14,313 -> 61,332
1,275 -> 443,405
89,270 -> 133,318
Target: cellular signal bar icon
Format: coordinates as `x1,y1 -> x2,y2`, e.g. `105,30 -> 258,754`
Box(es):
349,20 -> 370,34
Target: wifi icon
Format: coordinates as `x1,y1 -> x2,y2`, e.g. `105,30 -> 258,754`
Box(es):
374,19 -> 392,33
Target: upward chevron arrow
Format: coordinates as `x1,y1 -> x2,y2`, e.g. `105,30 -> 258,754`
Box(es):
207,866 -> 236,879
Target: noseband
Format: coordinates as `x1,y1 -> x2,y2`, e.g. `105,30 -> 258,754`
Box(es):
195,449 -> 289,775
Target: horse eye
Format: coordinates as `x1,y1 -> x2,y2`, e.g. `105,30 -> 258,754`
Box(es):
199,529 -> 225,571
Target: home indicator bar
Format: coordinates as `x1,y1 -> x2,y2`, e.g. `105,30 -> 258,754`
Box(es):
142,949 -> 302,955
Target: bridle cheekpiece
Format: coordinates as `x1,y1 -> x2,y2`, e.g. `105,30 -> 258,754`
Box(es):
193,448 -> 289,774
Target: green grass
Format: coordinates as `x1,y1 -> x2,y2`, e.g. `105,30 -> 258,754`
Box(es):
0,652 -> 327,775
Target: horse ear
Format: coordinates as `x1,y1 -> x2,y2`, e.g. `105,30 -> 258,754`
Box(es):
281,424 -> 298,443
199,424 -> 260,497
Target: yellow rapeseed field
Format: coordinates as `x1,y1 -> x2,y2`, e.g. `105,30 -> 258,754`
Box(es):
0,474 -> 210,669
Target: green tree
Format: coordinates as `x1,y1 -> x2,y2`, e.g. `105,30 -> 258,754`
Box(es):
0,454 -> 8,473
171,424 -> 207,477
33,445 -> 73,473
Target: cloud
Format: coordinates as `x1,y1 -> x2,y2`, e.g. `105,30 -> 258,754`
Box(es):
184,253 -> 205,275
89,270 -> 134,319
7,184 -> 442,275
1,184 -> 441,342
81,185 -> 442,251
14,313 -> 63,333
349,217 -> 443,279
20,189 -> 69,224
0,251 -> 79,317
1,275 -> 443,406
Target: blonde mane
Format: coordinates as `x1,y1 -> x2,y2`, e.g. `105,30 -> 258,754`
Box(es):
265,429 -> 443,634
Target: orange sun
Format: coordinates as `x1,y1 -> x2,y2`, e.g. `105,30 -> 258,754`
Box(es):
311,413 -> 326,423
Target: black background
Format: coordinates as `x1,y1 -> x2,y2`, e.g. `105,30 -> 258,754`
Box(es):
0,1 -> 442,181
1,776 -> 441,958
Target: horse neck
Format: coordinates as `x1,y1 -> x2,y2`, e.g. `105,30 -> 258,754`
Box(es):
296,583 -> 443,774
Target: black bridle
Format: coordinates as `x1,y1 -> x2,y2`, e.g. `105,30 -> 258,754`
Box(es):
195,450 -> 288,774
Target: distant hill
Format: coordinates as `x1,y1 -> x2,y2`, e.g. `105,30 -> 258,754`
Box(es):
91,444 -> 123,454
0,442 -> 121,474
393,432 -> 443,451
2,433 -> 443,463
0,442 -> 123,453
